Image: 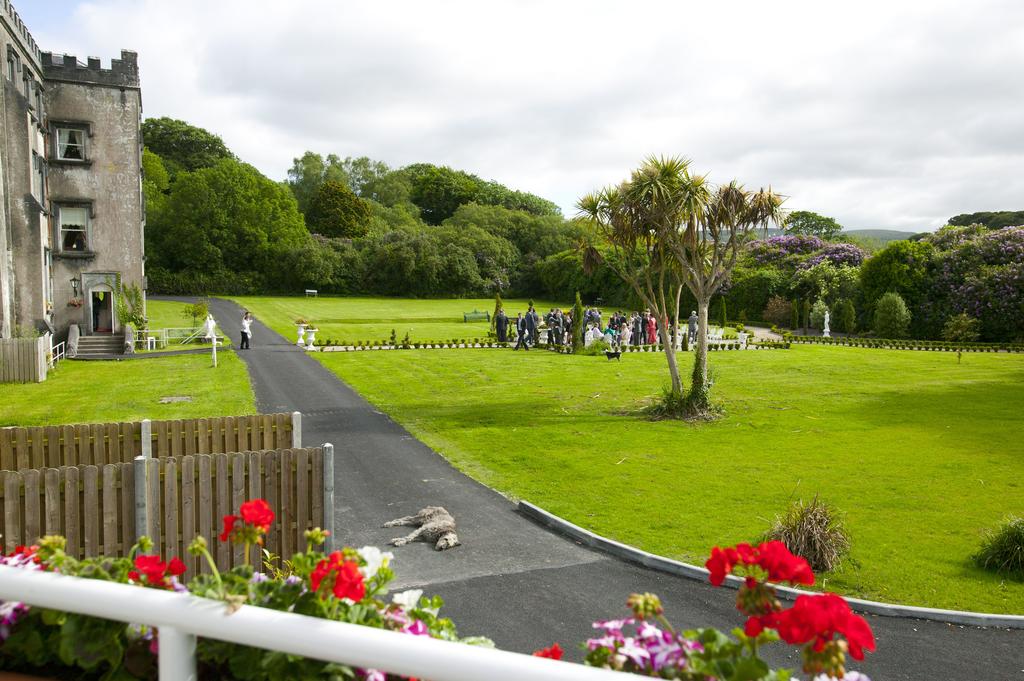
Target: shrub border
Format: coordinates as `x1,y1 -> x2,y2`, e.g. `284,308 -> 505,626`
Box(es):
788,336 -> 1024,353
316,340 -> 790,353
518,501 -> 1024,630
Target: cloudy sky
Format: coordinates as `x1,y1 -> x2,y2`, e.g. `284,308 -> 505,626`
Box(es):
21,0 -> 1024,231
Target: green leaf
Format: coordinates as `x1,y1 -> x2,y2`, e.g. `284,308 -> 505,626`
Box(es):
731,656 -> 770,681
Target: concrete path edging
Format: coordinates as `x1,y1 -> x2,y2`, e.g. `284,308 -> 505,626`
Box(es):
519,501 -> 1024,630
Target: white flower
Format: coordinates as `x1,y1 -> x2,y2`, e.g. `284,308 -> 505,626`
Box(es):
357,546 -> 393,579
392,589 -> 423,611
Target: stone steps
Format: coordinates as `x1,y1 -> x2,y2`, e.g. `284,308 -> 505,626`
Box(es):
75,335 -> 124,359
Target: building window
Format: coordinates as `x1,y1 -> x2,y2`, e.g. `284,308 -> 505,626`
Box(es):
56,127 -> 87,161
32,153 -> 44,203
6,51 -> 17,81
57,205 -> 89,252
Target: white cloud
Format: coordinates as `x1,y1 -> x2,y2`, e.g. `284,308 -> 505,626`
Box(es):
28,0 -> 1024,230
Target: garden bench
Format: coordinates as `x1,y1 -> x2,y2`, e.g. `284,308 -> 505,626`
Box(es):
463,310 -> 490,322
305,289 -> 318,297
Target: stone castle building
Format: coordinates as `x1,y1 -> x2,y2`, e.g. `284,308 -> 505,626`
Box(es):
0,0 -> 143,344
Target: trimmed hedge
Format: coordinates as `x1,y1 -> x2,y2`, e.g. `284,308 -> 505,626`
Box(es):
789,336 -> 1024,353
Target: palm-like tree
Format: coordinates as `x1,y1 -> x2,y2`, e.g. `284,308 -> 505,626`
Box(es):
577,156 -> 707,397
579,157 -> 784,416
668,182 -> 785,414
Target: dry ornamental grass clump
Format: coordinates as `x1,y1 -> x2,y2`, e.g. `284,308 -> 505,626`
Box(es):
765,496 -> 850,573
974,516 -> 1024,580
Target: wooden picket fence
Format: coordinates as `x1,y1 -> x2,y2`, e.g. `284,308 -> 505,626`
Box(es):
0,413 -> 301,472
0,335 -> 49,383
0,447 -> 334,574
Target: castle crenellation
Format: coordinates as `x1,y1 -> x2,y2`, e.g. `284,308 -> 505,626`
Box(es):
0,1 -> 144,342
1,0 -> 41,65
41,51 -> 140,88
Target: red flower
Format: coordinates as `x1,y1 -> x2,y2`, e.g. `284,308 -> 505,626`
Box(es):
168,557 -> 187,577
219,514 -> 239,542
311,551 -> 366,602
533,643 -> 563,660
744,612 -> 779,638
705,541 -> 815,587
705,546 -> 737,586
774,593 -> 876,660
756,541 -> 814,586
332,560 -> 366,602
239,499 -> 275,532
131,554 -> 186,589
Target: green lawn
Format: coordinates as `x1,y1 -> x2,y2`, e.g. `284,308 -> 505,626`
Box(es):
313,344 -> 1024,614
0,352 -> 255,427
140,299 -> 222,352
232,296 -> 571,345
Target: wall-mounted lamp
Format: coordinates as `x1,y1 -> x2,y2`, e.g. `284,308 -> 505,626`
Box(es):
70,276 -> 80,296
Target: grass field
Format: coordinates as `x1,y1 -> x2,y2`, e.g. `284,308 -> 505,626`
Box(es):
232,296 -> 570,345
313,344 -> 1024,614
0,351 -> 255,427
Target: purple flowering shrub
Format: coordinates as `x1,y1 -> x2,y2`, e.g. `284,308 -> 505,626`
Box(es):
801,243 -> 866,269
747,235 -> 825,266
925,223 -> 989,251
928,227 -> 1024,340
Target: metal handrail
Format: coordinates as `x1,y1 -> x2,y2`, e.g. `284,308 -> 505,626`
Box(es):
50,340 -> 65,366
0,566 -> 639,681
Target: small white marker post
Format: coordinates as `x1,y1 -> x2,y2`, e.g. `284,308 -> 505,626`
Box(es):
205,314 -> 219,367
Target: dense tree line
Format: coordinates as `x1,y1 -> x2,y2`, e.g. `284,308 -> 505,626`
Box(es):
143,119 -> 575,298
141,120 -> 1022,341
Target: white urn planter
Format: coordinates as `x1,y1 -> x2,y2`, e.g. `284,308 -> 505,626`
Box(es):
296,324 -> 306,346
305,329 -> 318,350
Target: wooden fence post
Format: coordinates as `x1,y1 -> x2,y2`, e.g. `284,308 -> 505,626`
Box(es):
291,412 -> 302,449
140,419 -> 152,459
322,443 -> 335,552
134,454 -> 149,543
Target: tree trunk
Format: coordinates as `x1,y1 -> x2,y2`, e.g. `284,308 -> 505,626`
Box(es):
687,298 -> 711,413
673,284 -> 683,350
660,317 -> 684,396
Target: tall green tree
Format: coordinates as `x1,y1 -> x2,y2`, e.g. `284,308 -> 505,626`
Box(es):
410,165 -> 482,224
141,117 -> 234,176
285,152 -> 350,214
948,211 -> 1024,229
148,158 -> 308,283
859,240 -> 934,333
306,180 -> 371,238
784,210 -> 843,240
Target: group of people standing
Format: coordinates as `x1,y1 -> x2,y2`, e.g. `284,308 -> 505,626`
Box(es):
492,305 -> 701,351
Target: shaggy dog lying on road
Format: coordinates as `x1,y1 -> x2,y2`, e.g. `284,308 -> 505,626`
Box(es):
384,506 -> 460,550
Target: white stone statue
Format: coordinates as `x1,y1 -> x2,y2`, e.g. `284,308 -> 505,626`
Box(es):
204,314 -> 217,341
823,310 -> 831,338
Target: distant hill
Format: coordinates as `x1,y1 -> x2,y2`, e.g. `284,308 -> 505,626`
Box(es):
843,229 -> 917,243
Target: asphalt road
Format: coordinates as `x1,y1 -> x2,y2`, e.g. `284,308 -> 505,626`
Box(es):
208,297 -> 1024,680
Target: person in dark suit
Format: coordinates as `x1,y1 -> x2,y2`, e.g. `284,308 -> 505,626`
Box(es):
633,313 -> 643,346
525,308 -> 537,346
495,309 -> 509,342
514,313 -> 530,350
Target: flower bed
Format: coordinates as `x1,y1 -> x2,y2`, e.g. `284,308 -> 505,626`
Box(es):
790,336 -> 1024,353
1,501 -> 875,680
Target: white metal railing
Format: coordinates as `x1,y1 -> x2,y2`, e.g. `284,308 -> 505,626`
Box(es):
0,566 -> 641,681
50,340 -> 65,366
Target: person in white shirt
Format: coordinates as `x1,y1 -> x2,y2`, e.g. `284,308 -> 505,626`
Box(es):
240,312 -> 252,350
